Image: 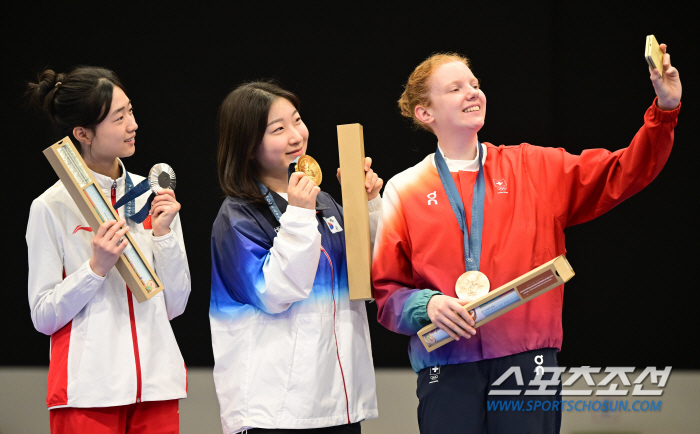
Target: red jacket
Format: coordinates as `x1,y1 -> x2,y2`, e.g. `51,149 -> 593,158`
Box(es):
372,100 -> 679,372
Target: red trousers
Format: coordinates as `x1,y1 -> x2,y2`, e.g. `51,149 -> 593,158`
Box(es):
50,399 -> 179,434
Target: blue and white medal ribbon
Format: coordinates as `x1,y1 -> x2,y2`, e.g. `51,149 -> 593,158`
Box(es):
434,143 -> 490,300
113,174 -> 153,224
257,180 -> 284,223
113,164 -> 176,224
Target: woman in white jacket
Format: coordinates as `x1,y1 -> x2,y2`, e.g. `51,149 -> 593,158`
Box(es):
26,67 -> 190,433
210,81 -> 381,433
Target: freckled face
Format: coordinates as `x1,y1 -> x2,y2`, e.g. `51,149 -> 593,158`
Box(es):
425,61 -> 486,134
254,97 -> 309,179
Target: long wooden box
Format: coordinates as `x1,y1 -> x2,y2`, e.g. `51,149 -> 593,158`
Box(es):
417,255 -> 574,352
337,124 -> 373,301
43,137 -> 164,303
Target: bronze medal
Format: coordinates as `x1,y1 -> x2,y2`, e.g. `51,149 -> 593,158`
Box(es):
295,155 -> 322,186
455,271 -> 490,301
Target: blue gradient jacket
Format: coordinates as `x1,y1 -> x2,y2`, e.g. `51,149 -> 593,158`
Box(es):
210,191 -> 380,433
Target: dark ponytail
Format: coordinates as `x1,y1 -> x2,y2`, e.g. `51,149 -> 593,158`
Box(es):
26,66 -> 125,154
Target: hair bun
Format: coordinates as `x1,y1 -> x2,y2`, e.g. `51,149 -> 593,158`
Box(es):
25,66 -> 124,150
27,69 -> 63,112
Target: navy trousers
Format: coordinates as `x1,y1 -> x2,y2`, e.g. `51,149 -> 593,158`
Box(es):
416,348 -> 562,434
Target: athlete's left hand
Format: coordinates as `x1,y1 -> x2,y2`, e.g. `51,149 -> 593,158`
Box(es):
651,44 -> 681,111
150,189 -> 181,237
336,157 -> 383,201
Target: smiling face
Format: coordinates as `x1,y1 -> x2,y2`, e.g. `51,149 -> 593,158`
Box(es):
254,97 -> 309,180
418,61 -> 486,136
86,86 -> 138,163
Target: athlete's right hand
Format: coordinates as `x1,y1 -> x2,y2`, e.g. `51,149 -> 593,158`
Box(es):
427,294 -> 477,341
288,172 -> 320,210
88,220 -> 130,277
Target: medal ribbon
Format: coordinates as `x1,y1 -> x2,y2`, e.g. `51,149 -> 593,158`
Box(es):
257,180 -> 284,222
113,173 -> 155,224
434,143 -> 486,272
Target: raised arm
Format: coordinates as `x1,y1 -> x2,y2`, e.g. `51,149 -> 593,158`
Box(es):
526,45 -> 681,227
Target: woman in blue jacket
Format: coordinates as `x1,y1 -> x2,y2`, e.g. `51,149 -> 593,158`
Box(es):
210,81 -> 382,434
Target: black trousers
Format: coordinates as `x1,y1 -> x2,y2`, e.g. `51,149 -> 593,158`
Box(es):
417,348 -> 562,434
246,423 -> 360,433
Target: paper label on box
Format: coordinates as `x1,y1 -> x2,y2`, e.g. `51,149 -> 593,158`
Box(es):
515,269 -> 557,299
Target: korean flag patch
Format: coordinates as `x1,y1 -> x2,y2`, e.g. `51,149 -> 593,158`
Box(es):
323,216 -> 343,233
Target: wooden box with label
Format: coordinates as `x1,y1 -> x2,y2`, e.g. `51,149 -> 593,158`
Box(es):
43,137 -> 164,303
417,255 -> 575,352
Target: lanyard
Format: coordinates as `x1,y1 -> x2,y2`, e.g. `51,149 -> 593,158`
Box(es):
256,158 -> 301,223
434,143 -> 485,272
257,180 -> 284,223
113,173 -> 154,224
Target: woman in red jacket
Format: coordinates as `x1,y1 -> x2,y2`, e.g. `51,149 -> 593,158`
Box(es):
372,47 -> 681,434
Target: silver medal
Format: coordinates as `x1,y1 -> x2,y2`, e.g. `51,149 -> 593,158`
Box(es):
148,163 -> 176,193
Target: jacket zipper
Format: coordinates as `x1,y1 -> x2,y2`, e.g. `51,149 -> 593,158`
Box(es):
321,246 -> 351,424
112,181 -> 143,403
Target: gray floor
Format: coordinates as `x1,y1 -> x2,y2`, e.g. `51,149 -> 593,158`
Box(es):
1,368 -> 699,433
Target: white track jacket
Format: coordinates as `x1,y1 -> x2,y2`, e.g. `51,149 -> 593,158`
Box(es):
26,160 -> 190,409
210,192 -> 381,433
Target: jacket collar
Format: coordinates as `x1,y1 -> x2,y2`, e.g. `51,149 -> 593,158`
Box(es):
90,159 -> 127,192
432,143 -> 487,172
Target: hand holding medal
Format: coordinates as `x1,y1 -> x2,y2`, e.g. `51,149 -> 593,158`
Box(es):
112,163 -> 180,236
148,164 -> 180,236
288,155 -> 321,210
295,155 -> 322,186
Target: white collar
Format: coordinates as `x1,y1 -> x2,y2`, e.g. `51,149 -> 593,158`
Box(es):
431,143 -> 487,172
90,159 -> 127,191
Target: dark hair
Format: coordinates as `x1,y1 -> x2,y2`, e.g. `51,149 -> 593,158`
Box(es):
26,66 -> 125,154
217,81 -> 301,202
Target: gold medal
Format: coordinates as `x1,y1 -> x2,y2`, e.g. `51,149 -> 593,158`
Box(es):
295,155 -> 322,186
455,271 -> 490,301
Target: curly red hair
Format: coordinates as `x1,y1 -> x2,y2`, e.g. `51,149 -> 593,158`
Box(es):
398,53 -> 471,132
